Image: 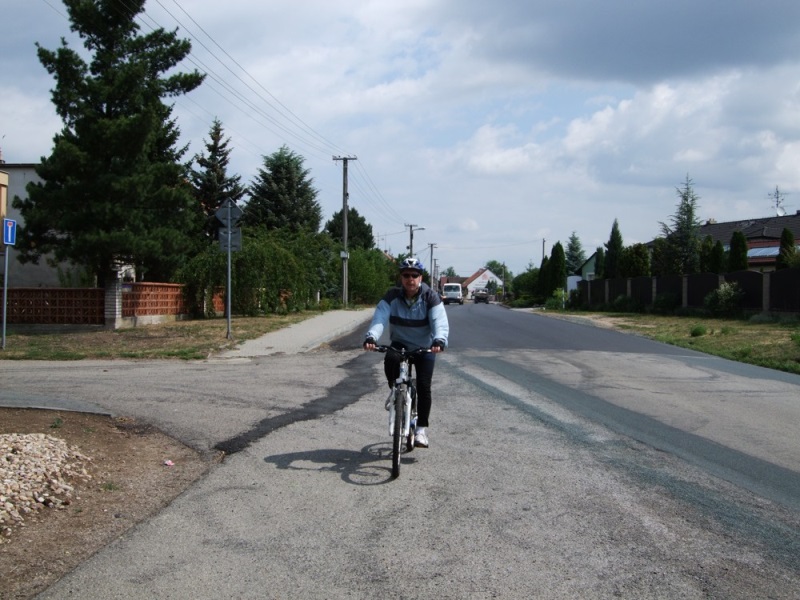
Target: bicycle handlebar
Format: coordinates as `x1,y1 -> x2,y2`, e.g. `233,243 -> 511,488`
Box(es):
372,345 -> 431,356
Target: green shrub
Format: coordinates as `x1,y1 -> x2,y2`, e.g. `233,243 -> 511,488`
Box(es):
509,296 -> 536,308
653,293 -> 679,315
704,282 -> 743,317
690,325 -> 707,337
611,294 -> 643,313
544,288 -> 567,311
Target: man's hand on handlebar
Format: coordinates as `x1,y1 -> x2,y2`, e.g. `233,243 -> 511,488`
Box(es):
363,337 -> 377,351
430,339 -> 445,354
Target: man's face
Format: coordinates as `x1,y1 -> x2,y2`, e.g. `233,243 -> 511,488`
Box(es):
400,270 -> 422,295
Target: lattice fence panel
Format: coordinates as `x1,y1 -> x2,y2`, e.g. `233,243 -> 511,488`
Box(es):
1,288 -> 104,324
122,283 -> 187,317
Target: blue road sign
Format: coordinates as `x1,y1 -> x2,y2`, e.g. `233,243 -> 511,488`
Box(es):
3,219 -> 16,246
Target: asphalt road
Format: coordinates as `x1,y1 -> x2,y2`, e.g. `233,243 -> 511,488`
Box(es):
2,305 -> 799,598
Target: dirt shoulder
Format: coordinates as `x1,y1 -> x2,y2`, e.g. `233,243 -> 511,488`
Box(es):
0,408 -> 213,600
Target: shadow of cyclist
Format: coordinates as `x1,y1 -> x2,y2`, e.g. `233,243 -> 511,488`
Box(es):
263,443 -> 418,485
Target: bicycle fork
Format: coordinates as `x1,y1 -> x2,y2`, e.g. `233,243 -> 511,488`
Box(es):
388,362 -> 414,437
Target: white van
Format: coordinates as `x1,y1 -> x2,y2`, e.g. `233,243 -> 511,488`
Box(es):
442,283 -> 464,305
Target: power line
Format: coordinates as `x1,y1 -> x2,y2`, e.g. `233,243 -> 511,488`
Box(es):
39,0 -> 399,223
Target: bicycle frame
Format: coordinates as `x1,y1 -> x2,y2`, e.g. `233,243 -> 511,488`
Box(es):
387,354 -> 414,438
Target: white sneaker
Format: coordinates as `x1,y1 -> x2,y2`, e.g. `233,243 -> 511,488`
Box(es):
414,426 -> 429,448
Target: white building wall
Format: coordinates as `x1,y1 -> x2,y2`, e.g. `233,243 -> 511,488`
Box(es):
0,164 -> 66,287
465,270 -> 503,297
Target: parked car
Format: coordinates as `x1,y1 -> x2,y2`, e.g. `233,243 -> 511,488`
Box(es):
473,288 -> 489,303
442,283 -> 464,305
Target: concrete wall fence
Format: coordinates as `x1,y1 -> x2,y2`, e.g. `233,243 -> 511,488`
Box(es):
578,268 -> 800,313
0,282 -> 224,329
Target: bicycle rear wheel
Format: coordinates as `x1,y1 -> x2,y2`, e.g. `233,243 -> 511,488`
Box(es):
391,385 -> 405,478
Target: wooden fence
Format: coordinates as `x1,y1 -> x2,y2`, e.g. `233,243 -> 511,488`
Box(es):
577,268 -> 800,313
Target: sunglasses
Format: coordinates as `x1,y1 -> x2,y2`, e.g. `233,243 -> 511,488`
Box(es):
401,272 -> 421,279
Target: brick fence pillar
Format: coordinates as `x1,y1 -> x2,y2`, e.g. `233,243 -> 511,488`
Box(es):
104,277 -> 122,330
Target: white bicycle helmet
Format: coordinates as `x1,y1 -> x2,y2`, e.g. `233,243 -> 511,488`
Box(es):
399,257 -> 425,272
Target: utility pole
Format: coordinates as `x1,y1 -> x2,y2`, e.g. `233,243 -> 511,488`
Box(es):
406,223 -> 425,257
427,242 -> 437,287
333,155 -> 357,305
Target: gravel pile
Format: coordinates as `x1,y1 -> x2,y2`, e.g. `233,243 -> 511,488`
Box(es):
1,433 -> 92,541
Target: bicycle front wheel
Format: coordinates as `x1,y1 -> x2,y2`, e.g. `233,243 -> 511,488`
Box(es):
391,385 -> 405,478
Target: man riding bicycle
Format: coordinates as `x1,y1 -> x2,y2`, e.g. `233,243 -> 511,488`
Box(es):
363,257 -> 449,448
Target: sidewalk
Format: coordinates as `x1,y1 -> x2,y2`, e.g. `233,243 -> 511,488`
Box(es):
217,308 -> 373,358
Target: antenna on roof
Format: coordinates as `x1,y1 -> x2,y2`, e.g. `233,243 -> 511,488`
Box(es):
769,185 -> 789,216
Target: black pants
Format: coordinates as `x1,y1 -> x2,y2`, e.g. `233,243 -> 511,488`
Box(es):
384,348 -> 436,428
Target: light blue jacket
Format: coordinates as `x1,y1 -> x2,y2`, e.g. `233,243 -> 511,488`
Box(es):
365,282 -> 449,351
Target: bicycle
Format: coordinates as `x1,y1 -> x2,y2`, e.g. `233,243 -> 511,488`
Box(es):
373,345 -> 429,479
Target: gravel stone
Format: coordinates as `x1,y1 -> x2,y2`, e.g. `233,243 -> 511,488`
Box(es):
0,433 -> 92,540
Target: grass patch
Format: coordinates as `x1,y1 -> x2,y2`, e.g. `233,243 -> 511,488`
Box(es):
572,312 -> 800,376
0,311 -> 330,361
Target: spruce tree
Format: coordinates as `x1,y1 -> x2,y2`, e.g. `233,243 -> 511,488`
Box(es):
324,207 -> 375,250
190,118 -> 246,241
565,231 -> 587,275
659,175 -> 702,275
242,145 -> 322,233
13,0 -> 204,284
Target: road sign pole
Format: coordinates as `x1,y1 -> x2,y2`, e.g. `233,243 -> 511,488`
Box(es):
226,201 -> 232,340
2,248 -> 9,350
214,200 -> 241,340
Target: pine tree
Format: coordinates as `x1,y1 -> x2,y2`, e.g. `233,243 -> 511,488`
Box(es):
620,243 -> 650,278
650,238 -> 669,277
699,235 -> 714,273
548,242 -> 567,296
190,118 -> 246,241
709,240 -> 726,273
729,231 -> 749,271
241,146 -> 322,232
13,0 -> 205,284
594,247 -> 605,279
604,220 -> 624,279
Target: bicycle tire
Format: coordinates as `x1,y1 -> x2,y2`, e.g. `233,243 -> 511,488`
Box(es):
391,385 -> 405,478
406,381 -> 417,452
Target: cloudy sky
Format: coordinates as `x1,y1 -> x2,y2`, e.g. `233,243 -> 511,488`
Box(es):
3,0 -> 800,277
